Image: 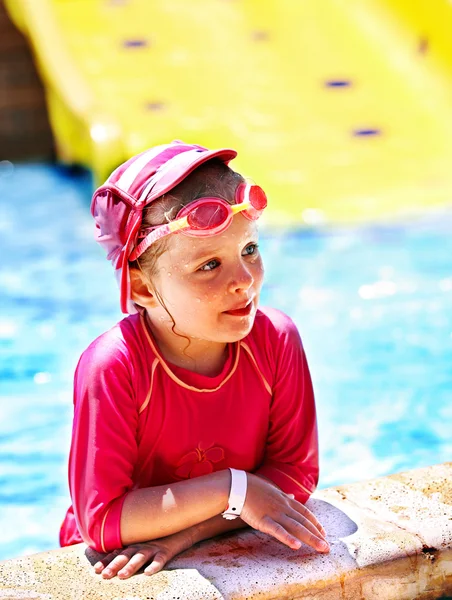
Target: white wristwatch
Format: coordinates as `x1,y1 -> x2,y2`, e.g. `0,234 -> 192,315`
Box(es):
222,468 -> 248,520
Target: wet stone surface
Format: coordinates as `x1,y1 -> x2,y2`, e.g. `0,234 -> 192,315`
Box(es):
0,463 -> 451,599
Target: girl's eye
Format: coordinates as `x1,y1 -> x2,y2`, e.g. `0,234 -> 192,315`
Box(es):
198,244 -> 259,272
199,259 -> 220,272
243,243 -> 259,256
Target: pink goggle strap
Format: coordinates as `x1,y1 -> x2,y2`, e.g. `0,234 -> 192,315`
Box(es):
129,223 -> 173,261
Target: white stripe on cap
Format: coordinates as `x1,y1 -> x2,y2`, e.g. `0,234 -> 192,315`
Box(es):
115,144 -> 169,193
137,148 -> 202,203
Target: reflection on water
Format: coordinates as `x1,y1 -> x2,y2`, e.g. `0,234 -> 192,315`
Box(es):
1,163 -> 451,560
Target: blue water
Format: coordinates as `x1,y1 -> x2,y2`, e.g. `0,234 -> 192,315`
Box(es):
1,162 -> 451,561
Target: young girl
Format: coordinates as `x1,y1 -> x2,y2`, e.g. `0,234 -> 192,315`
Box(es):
59,140 -> 329,580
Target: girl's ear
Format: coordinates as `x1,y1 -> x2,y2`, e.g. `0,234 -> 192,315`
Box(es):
129,268 -> 160,308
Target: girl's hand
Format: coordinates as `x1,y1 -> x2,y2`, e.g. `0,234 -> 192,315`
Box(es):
240,473 -> 329,553
93,529 -> 195,580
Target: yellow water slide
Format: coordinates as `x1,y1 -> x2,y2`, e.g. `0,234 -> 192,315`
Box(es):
5,0 -> 452,225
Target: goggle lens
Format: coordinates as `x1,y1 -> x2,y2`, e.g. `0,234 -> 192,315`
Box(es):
237,184 -> 267,221
250,185 -> 267,210
186,203 -> 230,230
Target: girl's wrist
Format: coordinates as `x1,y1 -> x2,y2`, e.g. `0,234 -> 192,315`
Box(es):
181,524 -> 198,550
188,522 -> 203,546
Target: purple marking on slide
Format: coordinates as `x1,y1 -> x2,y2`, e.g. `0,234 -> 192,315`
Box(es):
123,40 -> 148,48
325,80 -> 351,87
146,102 -> 166,112
353,129 -> 381,136
251,31 -> 270,41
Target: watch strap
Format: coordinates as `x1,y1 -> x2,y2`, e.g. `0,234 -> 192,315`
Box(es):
222,468 -> 248,520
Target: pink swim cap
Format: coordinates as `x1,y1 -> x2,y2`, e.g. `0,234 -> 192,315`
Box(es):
91,140 -> 237,314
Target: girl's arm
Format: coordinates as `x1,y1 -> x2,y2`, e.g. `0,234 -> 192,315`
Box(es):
118,471 -> 330,560
94,513 -> 249,580
119,469 -> 232,545
119,470 -> 321,548
95,482 -> 278,580
95,477 -> 290,580
119,470 -> 281,545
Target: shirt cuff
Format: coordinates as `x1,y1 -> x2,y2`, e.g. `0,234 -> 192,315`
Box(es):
100,494 -> 128,552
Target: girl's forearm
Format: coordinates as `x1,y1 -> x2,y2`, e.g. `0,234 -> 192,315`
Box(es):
120,469 -> 231,546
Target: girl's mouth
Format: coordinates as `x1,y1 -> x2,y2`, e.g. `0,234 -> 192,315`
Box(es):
224,302 -> 253,317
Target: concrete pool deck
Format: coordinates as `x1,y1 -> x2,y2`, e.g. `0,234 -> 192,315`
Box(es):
0,463 -> 451,599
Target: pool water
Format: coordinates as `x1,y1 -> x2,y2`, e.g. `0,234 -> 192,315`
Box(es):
1,162 -> 451,561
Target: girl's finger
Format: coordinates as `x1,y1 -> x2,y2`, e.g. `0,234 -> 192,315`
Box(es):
94,549 -> 122,573
289,500 -> 327,538
285,492 -> 325,533
118,550 -> 154,579
144,550 -> 170,575
101,548 -> 136,579
281,516 -> 329,554
287,507 -> 327,541
257,515 -> 301,550
287,508 -> 326,542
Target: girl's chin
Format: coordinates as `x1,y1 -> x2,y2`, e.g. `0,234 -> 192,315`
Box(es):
168,313 -> 257,344
218,314 -> 256,339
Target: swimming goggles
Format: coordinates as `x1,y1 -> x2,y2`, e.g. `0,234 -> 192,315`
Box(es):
129,183 -> 267,260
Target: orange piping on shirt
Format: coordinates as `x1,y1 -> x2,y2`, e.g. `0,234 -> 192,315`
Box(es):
271,467 -> 314,496
139,313 -> 240,392
240,341 -> 272,396
139,358 -> 159,414
99,505 -> 112,553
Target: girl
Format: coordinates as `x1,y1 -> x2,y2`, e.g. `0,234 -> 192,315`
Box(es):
59,140 -> 329,580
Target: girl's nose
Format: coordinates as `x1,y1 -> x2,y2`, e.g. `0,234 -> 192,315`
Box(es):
228,263 -> 253,293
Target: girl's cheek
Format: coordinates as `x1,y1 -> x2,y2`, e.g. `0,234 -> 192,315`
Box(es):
180,280 -> 219,305
201,285 -> 221,301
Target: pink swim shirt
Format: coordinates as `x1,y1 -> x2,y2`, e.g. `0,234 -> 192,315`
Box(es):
60,306 -> 319,553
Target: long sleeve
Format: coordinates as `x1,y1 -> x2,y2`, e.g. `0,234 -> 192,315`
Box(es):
68,336 -> 139,552
254,316 -> 319,503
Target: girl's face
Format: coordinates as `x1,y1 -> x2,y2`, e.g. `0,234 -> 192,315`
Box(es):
149,212 -> 264,344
